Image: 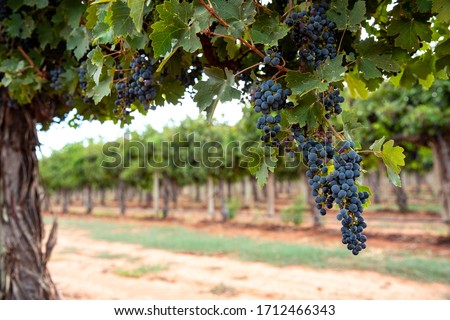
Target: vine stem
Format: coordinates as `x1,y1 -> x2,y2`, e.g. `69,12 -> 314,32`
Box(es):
198,0 -> 289,74
18,46 -> 46,78
234,62 -> 263,77
324,116 -> 345,141
198,0 -> 230,28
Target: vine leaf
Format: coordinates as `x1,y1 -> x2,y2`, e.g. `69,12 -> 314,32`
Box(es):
341,110 -> 364,144
283,94 -> 322,129
286,71 -> 328,97
127,0 -> 145,32
356,38 -> 401,80
193,67 -> 241,121
109,1 -> 136,37
370,137 -> 406,187
250,11 -> 289,46
387,20 -> 432,52
66,26 -> 90,60
432,0 -> 450,23
251,148 -> 278,188
317,55 -> 346,83
150,0 -> 207,57
345,73 -> 369,99
88,68 -> 114,104
87,47 -> 104,85
210,0 -> 256,38
328,0 -> 366,32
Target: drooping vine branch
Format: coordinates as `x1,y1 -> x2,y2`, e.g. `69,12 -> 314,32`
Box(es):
17,46 -> 46,78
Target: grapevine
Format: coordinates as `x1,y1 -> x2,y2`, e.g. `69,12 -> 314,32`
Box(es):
114,54 -> 157,120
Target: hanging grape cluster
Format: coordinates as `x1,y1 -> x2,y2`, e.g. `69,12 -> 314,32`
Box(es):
49,67 -> 64,91
318,84 -> 345,118
286,126 -> 368,255
114,53 -> 157,119
251,80 -> 292,146
77,62 -> 93,103
286,1 -> 337,68
263,49 -> 282,67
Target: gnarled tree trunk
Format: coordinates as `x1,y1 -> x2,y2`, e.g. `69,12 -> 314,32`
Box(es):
0,103 -> 58,299
266,173 -> 275,217
85,186 -> 93,214
118,179 -> 126,216
431,134 -> 450,236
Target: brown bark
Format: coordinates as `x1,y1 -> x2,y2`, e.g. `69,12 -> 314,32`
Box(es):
61,189 -> 69,214
219,178 -> 230,221
118,180 -> 126,216
267,173 -> 275,217
85,186 -> 93,214
99,189 -> 106,206
431,134 -> 450,235
162,174 -> 170,219
0,101 -> 58,299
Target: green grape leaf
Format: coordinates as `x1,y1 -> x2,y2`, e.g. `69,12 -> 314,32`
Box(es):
250,11 -> 289,46
387,20 -> 432,52
286,71 -> 328,97
254,149 -> 278,188
92,6 -> 114,44
127,0 -> 145,32
88,68 -> 114,104
255,162 -> 270,189
66,26 -> 90,60
381,140 -> 405,174
62,0 -> 85,29
341,110 -> 364,142
328,0 -> 366,32
416,0 -> 432,12
435,39 -> 450,57
150,0 -> 205,57
370,138 -> 405,187
85,4 -> 98,29
193,67 -> 241,121
369,136 -> 386,152
88,47 -> 104,85
210,0 -> 256,38
317,55 -> 346,83
432,0 -> 450,23
109,1 -> 136,37
357,38 -> 401,80
155,77 -> 185,106
345,73 -> 369,99
284,95 -> 322,129
37,20 -> 59,49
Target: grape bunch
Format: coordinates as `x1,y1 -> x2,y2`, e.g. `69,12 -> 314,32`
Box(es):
286,1 -> 338,68
318,84 -> 345,118
287,128 -> 369,255
49,67 -> 64,90
77,62 -> 93,103
114,54 -> 157,118
331,142 -> 369,255
251,80 -> 292,146
263,49 -> 282,67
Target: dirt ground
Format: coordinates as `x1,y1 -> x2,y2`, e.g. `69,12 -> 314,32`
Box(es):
49,227 -> 450,300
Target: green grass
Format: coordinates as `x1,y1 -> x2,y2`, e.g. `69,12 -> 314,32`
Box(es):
55,218 -> 450,284
94,252 -> 131,260
369,203 -> 442,213
114,264 -> 169,278
210,283 -> 237,296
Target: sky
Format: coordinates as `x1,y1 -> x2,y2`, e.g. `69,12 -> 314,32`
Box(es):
37,97 -> 243,158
